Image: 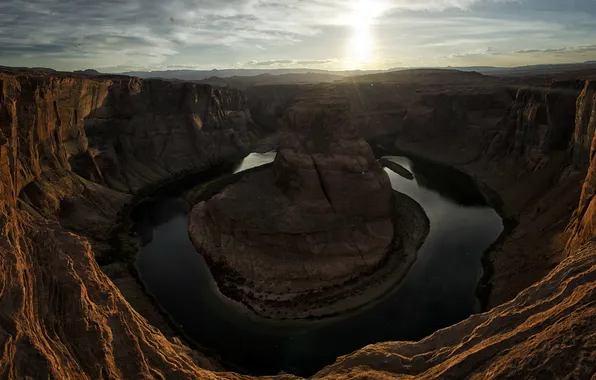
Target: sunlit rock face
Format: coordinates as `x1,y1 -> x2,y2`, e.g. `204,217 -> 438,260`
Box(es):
567,80 -> 596,251
189,98 -> 397,318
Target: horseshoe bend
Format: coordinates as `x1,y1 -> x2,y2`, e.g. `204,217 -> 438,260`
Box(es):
188,98 -> 430,320
1,66 -> 595,379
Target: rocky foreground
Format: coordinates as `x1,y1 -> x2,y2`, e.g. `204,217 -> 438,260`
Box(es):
189,98 -> 429,319
0,67 -> 595,378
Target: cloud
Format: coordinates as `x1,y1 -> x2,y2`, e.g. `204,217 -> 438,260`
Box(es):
446,44 -> 596,66
245,59 -> 337,67
0,0 -> 594,70
515,45 -> 596,55
245,59 -> 295,66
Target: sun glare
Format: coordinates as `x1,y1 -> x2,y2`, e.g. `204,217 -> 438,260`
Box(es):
344,0 -> 388,69
348,25 -> 373,64
349,0 -> 388,24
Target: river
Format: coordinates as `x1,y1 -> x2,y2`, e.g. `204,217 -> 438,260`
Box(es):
132,152 -> 503,376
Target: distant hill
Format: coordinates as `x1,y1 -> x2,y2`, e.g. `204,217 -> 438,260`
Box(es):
117,62 -> 596,82
74,69 -> 102,76
4,61 -> 593,89
0,65 -> 56,73
341,68 -> 491,85
197,72 -> 344,89
120,68 -> 390,81
460,62 -> 596,77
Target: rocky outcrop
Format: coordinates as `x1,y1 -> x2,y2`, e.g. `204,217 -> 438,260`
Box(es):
188,98 -> 422,319
0,215 -> 225,379
272,98 -> 393,219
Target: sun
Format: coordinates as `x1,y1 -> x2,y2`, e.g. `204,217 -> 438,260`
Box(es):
343,0 -> 388,69
348,0 -> 388,24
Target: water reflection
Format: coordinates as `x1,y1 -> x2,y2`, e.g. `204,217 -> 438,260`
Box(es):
133,154 -> 503,377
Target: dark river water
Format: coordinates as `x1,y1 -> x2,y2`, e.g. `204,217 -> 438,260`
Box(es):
132,152 -> 503,377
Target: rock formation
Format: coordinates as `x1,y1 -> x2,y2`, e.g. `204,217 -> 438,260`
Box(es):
571,80 -> 596,166
0,67 -> 595,379
568,80 -> 596,250
188,97 -> 424,319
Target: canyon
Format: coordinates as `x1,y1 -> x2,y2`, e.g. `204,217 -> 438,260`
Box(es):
0,66 -> 595,378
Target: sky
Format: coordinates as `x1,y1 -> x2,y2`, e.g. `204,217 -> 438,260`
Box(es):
0,0 -> 595,72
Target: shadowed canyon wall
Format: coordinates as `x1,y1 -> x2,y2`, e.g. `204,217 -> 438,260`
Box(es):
1,69 -> 259,242
0,68 -> 594,379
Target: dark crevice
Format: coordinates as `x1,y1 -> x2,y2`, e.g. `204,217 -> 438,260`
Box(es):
311,156 -> 335,212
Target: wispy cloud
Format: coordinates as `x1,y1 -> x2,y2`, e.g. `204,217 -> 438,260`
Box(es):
0,0 -> 594,71
245,59 -> 338,67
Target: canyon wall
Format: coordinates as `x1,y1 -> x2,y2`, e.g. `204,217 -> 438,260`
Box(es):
568,80 -> 596,250
0,69 -> 258,242
473,81 -> 588,308
0,69 -> 595,379
486,81 -> 584,167
0,72 -> 254,379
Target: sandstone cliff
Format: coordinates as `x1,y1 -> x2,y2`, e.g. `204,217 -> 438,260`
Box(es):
0,68 -> 258,241
0,68 -> 595,379
568,80 -> 596,251
0,68 -> 264,377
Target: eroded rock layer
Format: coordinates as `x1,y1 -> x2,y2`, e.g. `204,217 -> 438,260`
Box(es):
189,98 -> 409,318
